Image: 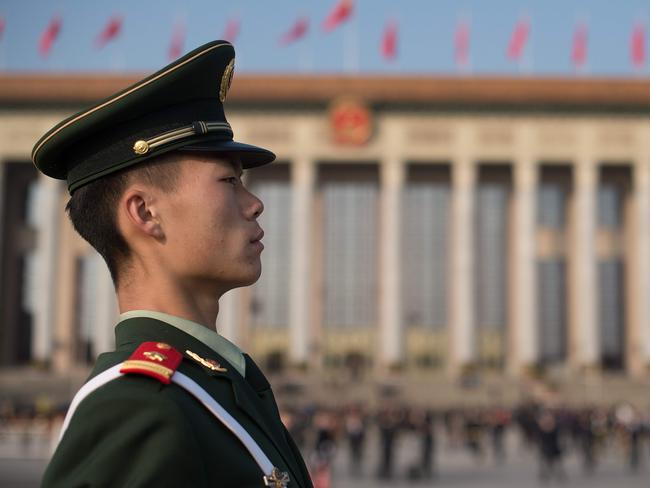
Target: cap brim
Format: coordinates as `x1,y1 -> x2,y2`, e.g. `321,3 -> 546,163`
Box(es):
179,139 -> 276,169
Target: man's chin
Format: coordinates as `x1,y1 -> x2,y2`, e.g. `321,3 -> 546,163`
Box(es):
229,268 -> 262,289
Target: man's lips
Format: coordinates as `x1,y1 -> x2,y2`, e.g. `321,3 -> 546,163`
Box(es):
250,229 -> 264,243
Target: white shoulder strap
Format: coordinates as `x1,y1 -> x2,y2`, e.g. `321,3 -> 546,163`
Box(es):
58,364 -> 290,487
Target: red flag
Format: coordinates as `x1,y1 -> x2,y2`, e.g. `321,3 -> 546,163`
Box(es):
39,15 -> 62,58
95,15 -> 123,49
381,20 -> 397,61
455,20 -> 470,67
572,22 -> 588,69
279,16 -> 309,46
631,22 -> 645,69
223,16 -> 240,43
0,17 -> 5,41
168,18 -> 185,60
507,18 -> 529,60
322,0 -> 353,33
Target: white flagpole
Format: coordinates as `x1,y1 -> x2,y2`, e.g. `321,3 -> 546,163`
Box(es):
344,9 -> 359,73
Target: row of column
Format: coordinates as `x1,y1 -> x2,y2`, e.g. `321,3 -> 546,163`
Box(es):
268,135 -> 650,377
30,177 -> 117,371
27,132 -> 650,376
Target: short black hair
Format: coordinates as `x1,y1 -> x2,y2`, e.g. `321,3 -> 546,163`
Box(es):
65,152 -> 180,287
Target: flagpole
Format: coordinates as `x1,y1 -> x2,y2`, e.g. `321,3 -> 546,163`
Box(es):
299,36 -> 313,73
633,15 -> 647,77
522,17 -> 533,75
456,12 -> 471,76
344,10 -> 359,73
517,13 -> 527,76
0,38 -> 5,71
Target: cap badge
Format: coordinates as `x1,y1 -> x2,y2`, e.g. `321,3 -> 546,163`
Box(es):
219,58 -> 235,103
186,350 -> 228,373
133,140 -> 150,155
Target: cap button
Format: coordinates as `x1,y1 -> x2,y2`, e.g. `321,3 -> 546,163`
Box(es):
133,140 -> 150,155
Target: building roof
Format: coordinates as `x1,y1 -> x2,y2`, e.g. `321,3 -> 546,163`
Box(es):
1,74 -> 650,109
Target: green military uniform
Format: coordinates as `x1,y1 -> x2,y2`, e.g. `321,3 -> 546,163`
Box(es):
32,40 -> 313,487
43,315 -> 312,487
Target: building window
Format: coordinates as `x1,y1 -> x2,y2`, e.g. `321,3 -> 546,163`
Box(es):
402,167 -> 449,328
0,162 -> 37,366
536,167 -> 571,365
322,169 -> 378,328
598,182 -> 624,230
249,168 -> 291,328
74,254 -> 100,364
538,183 -> 565,229
537,260 -> 566,363
599,260 -> 625,369
475,167 -> 510,367
475,181 -> 509,328
597,167 -> 629,369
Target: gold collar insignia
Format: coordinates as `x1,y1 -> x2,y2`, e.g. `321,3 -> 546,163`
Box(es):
185,350 -> 228,373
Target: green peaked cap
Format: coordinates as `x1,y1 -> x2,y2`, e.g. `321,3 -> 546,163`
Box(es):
31,40 -> 275,193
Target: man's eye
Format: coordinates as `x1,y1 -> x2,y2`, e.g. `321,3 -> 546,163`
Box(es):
223,177 -> 238,186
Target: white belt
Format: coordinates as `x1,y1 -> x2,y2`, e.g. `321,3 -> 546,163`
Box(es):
58,364 -> 290,487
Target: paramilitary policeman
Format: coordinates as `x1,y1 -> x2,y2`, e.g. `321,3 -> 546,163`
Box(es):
34,40 -> 313,488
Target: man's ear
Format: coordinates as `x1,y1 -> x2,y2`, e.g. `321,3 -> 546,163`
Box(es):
121,188 -> 165,240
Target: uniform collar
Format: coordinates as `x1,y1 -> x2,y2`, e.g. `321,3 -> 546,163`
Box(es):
117,310 -> 246,377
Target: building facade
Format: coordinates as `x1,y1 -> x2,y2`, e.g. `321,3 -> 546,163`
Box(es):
1,75 -> 649,385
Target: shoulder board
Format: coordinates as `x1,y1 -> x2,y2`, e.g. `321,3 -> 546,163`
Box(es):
120,342 -> 182,384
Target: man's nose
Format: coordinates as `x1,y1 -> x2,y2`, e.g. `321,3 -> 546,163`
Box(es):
247,191 -> 264,219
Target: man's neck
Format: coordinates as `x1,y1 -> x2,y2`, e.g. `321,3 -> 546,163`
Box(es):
116,272 -> 221,330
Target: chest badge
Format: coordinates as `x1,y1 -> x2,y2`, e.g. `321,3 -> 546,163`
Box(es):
185,350 -> 228,373
263,467 -> 290,487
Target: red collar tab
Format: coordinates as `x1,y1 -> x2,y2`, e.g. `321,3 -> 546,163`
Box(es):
120,342 -> 182,384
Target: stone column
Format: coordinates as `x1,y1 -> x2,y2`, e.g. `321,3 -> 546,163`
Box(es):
93,258 -> 117,355
53,196 -> 83,372
288,156 -> 315,365
31,176 -> 61,362
379,158 -> 405,367
627,148 -> 650,376
569,155 -> 599,369
449,126 -> 476,374
217,289 -> 241,344
508,135 -> 538,375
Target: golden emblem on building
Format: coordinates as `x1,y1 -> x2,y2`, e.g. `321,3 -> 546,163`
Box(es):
329,98 -> 372,146
220,58 -> 235,103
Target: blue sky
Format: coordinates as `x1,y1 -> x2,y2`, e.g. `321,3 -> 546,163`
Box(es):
0,0 -> 649,76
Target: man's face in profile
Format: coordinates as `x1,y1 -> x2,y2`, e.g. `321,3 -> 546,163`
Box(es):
153,154 -> 265,292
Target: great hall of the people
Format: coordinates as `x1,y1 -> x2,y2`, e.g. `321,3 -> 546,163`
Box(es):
1,74 -> 649,404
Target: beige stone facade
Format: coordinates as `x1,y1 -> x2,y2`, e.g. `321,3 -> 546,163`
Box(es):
1,75 -> 649,385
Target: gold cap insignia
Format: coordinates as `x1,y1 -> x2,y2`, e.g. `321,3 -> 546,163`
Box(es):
186,350 -> 228,372
219,58 -> 235,103
133,140 -> 149,155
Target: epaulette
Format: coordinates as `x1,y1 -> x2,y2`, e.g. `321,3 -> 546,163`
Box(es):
120,342 -> 182,384
59,341 -> 290,487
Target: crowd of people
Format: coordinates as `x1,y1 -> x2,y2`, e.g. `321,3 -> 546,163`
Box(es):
1,397 -> 650,485
279,401 -> 650,485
